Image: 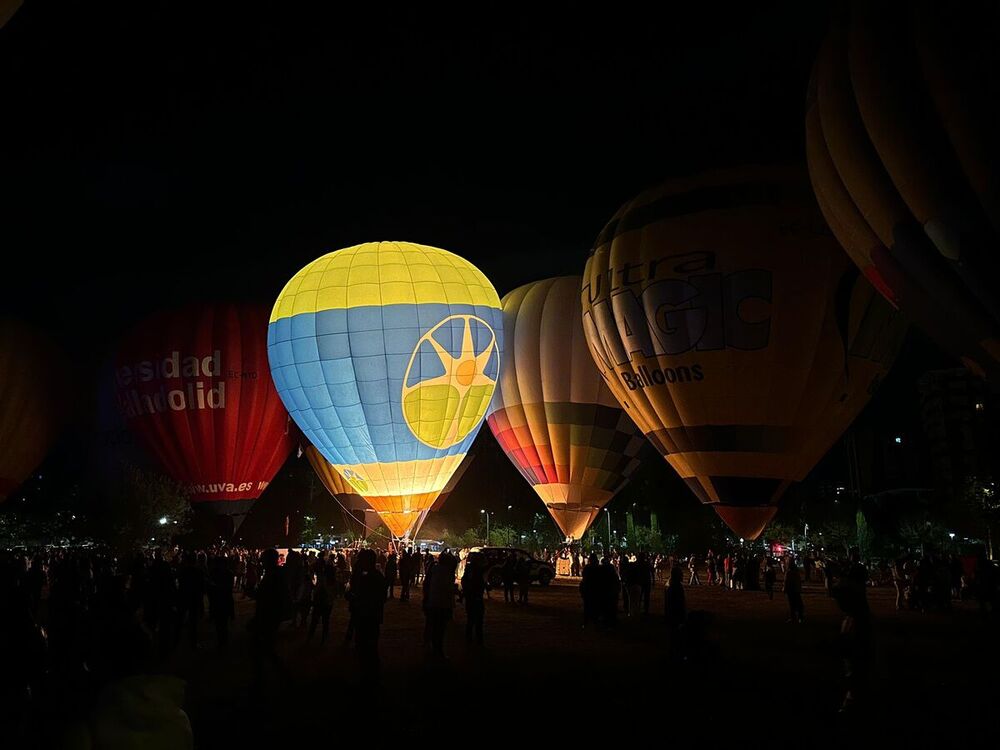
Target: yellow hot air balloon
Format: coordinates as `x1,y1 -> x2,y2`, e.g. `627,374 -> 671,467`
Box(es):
486,276 -> 646,540
581,168 -> 906,539
268,242 -> 503,539
0,320 -> 63,502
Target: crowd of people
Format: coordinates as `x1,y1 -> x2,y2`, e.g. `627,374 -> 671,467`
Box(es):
2,539 -> 998,743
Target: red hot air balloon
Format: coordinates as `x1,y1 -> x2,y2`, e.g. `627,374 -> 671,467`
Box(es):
114,304 -> 295,521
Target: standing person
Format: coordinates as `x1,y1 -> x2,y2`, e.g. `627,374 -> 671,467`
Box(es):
834,548 -> 872,713
502,553 -> 516,604
891,558 -> 906,611
784,557 -> 805,623
664,565 -> 686,662
516,555 -> 531,605
824,558 -> 836,597
399,548 -> 412,602
723,553 -> 732,588
207,555 -> 235,649
349,549 -> 386,684
626,556 -> 642,617
619,553 -> 632,614
176,552 -> 205,649
600,556 -> 620,627
296,565 -> 314,628
637,552 -> 653,615
385,552 -> 398,600
461,552 -> 486,645
688,555 -> 701,586
763,558 -> 776,601
580,554 -> 601,628
427,552 -> 458,659
250,549 -> 290,687
308,569 -> 334,645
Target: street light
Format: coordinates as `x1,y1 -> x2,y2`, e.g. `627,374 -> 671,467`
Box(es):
480,509 -> 493,543
158,516 -> 168,526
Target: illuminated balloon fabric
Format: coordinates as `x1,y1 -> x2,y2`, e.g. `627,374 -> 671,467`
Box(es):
115,304 -> 295,516
806,2 -> 1000,380
486,277 -> 646,539
304,445 -> 373,535
580,168 -> 905,540
268,242 -> 502,539
0,320 -> 62,501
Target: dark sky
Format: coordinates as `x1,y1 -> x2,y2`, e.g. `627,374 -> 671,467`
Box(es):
2,1 -> 833,352
0,2 -> 956,537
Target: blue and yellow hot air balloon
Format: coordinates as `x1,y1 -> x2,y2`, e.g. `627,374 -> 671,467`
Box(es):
268,242 -> 503,538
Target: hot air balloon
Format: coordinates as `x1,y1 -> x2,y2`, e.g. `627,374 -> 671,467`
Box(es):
0,320 -> 62,502
114,304 -> 295,525
268,242 -> 503,539
807,2 -> 1000,381
486,276 -> 646,540
581,168 -> 906,539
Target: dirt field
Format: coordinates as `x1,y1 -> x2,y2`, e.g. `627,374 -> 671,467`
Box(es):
165,577 -> 996,745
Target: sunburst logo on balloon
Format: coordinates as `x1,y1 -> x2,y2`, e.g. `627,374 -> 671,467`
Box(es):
342,468 -> 368,493
403,315 -> 498,449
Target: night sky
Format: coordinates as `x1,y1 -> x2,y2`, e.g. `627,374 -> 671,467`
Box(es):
0,2 -> 956,539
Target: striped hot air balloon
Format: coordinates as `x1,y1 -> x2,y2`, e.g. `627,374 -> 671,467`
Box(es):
581,167 -> 906,539
807,1 -> 1000,380
486,276 -> 646,540
268,242 -> 503,539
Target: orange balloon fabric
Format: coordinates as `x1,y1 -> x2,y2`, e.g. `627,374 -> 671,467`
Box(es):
0,320 -> 62,501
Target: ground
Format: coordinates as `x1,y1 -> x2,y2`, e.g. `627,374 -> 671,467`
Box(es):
168,578 -> 996,745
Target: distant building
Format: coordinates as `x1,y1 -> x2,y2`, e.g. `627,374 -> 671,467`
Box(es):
917,368 -> 1000,500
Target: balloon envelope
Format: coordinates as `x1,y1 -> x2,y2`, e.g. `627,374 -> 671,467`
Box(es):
581,168 -> 905,539
114,303 -> 295,518
807,3 -> 1000,380
486,276 -> 645,539
268,242 -> 503,538
0,320 -> 62,501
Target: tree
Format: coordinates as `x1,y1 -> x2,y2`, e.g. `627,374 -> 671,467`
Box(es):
855,510 -> 875,561
963,477 -> 1000,559
899,519 -> 950,555
820,521 -> 856,557
764,521 -> 798,547
442,527 -> 480,551
103,464 -> 192,549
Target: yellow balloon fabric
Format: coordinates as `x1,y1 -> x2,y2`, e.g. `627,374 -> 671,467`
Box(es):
486,276 -> 646,540
304,444 -> 376,535
581,168 -> 905,539
0,320 -> 62,501
268,242 -> 502,539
